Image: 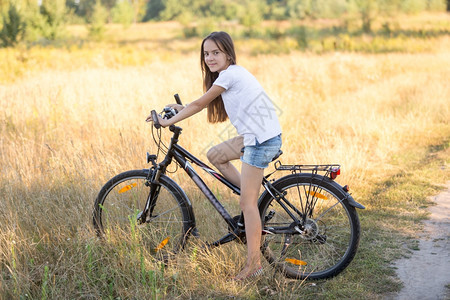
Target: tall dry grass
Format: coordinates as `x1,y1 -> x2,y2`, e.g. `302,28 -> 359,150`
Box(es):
0,22 -> 449,298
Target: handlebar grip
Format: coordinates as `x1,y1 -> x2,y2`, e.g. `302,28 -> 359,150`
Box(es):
174,94 -> 182,105
151,110 -> 161,129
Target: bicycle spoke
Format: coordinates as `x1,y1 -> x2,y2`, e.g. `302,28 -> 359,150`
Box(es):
148,206 -> 181,221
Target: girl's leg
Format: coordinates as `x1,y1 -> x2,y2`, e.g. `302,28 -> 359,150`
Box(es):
234,162 -> 265,279
206,136 -> 244,187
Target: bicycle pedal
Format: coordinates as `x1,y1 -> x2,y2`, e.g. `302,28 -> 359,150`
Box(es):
262,228 -> 275,235
264,210 -> 276,223
191,227 -> 200,237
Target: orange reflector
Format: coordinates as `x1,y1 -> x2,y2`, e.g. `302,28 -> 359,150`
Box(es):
118,183 -> 137,194
285,258 -> 307,266
307,191 -> 328,200
155,237 -> 170,252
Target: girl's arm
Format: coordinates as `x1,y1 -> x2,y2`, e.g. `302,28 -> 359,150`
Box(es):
146,85 -> 225,127
166,103 -> 185,112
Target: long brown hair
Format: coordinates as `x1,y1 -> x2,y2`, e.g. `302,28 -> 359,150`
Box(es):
200,31 -> 237,123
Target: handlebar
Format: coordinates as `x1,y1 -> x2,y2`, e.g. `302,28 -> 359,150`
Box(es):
174,94 -> 182,105
150,94 -> 183,130
151,110 -> 161,129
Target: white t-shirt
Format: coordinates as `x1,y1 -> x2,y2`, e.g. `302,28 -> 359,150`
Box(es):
213,64 -> 282,146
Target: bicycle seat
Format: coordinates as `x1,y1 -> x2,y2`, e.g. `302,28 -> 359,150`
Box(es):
271,150 -> 283,162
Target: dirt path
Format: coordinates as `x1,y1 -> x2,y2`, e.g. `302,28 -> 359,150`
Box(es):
391,182 -> 450,300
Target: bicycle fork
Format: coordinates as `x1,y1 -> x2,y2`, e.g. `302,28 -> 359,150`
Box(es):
136,166 -> 161,225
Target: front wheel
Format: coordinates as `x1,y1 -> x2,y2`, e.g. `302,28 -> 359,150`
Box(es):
93,169 -> 194,260
259,174 -> 361,280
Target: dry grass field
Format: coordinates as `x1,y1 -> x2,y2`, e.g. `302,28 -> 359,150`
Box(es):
1,14 -> 449,299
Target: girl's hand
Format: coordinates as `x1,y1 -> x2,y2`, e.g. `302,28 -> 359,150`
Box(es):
145,112 -> 170,128
158,117 -> 171,128
145,112 -> 154,122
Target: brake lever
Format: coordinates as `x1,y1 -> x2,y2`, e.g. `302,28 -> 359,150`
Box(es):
162,107 -> 177,119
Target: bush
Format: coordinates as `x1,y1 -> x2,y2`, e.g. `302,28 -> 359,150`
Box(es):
0,4 -> 26,47
112,0 -> 134,29
238,0 -> 264,37
38,0 -> 68,40
88,0 -> 108,41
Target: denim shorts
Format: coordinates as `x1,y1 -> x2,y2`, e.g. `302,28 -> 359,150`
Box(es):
240,134 -> 282,169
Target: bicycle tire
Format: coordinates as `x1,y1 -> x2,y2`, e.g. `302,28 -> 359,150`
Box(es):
93,169 -> 194,260
259,173 -> 360,280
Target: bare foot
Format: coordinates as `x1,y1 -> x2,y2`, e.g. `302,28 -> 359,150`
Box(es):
233,265 -> 263,281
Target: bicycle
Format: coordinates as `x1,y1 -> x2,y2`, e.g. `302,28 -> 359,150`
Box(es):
92,94 -> 365,280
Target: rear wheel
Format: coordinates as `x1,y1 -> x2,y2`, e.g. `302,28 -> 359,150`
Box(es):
93,169 -> 193,260
259,174 -> 360,279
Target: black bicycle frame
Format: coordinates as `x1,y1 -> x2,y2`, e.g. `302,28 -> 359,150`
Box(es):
147,125 -> 245,242
146,125 -> 303,247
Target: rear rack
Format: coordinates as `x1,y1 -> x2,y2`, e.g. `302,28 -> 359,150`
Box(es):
274,161 -> 341,179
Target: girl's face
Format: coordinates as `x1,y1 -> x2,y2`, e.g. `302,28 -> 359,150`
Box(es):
203,39 -> 230,73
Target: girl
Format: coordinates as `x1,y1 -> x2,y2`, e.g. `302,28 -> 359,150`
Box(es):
146,31 -> 282,280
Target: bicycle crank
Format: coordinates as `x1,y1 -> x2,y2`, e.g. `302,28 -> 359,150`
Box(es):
228,215 -> 246,244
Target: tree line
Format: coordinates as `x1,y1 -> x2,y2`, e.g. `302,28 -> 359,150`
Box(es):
67,0 -> 449,22
0,0 -> 448,47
